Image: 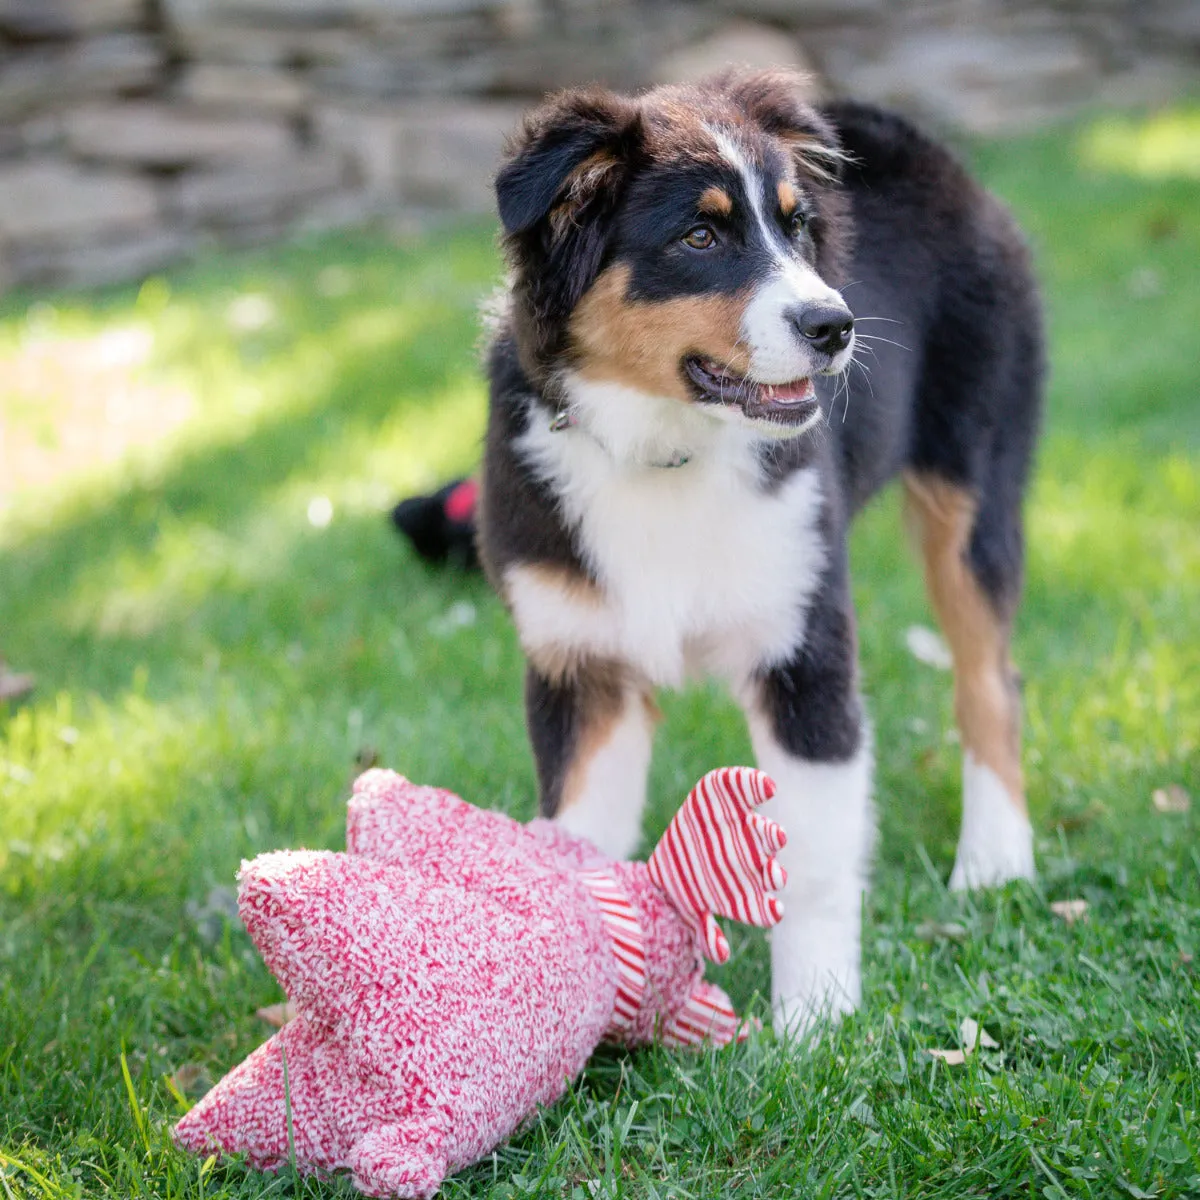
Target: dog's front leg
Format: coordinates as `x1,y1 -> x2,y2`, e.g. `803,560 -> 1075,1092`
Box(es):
741,564 -> 874,1038
526,661 -> 658,860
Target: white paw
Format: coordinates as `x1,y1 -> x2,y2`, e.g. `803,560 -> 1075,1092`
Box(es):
948,836 -> 1035,891
771,961 -> 861,1041
950,754 -> 1035,891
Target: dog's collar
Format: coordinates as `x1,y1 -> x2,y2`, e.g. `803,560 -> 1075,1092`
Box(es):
549,406 -> 692,470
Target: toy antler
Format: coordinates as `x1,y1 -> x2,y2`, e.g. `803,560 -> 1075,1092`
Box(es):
647,767 -> 787,963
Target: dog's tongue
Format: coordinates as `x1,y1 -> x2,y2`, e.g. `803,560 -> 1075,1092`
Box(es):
758,378 -> 814,405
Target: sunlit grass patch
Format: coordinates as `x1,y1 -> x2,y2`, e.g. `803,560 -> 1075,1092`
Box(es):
1078,106 -> 1200,181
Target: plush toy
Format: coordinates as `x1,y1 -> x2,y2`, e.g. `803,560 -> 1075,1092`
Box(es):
391,478 -> 479,568
174,766 -> 787,1198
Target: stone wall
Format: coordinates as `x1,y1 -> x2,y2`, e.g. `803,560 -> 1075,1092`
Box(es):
0,0 -> 1196,292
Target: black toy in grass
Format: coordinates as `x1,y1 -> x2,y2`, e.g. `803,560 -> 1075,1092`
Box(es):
391,478 -> 480,569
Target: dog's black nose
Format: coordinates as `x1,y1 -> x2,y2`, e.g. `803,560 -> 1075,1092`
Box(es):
789,304 -> 854,356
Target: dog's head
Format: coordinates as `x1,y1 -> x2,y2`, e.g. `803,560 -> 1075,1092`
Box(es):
497,70 -> 855,440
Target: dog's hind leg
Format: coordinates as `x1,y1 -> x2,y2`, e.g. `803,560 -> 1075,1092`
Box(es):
903,471 -> 1034,890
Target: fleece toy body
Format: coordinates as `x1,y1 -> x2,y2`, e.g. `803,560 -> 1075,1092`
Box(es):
175,767 -> 786,1197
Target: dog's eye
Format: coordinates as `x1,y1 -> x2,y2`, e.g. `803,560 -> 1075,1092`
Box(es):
789,211 -> 808,236
682,224 -> 717,251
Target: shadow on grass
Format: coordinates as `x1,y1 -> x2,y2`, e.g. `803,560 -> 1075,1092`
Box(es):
0,226 -> 500,692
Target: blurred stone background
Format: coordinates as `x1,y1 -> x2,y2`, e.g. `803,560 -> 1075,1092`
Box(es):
0,0 -> 1196,293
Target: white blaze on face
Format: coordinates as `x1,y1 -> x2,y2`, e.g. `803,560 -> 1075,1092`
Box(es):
705,124 -> 854,384
743,259 -> 852,383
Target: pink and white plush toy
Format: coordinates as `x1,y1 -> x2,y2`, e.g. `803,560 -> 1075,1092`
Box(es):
174,766 -> 787,1198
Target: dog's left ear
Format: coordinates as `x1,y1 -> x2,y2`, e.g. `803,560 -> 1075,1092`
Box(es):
496,89 -> 642,371
496,89 -> 642,237
722,69 -> 848,184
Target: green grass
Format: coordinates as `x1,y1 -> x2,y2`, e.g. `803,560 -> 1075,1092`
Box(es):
2,107 -> 1198,1199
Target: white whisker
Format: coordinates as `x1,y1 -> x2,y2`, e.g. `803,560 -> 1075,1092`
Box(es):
853,333 -> 911,352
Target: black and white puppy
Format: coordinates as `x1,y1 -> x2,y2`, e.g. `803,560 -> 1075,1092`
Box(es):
477,71 -> 1044,1033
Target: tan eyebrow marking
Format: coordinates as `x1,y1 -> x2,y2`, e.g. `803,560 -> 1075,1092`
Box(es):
698,186 -> 733,217
777,180 -> 798,215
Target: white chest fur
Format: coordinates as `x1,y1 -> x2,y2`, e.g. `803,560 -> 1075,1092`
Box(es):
507,387 -> 828,689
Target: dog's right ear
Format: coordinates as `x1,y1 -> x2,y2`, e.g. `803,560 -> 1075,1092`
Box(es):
496,90 -> 641,237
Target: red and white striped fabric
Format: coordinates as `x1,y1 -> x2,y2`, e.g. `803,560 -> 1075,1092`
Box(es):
660,980 -> 743,1048
647,767 -> 787,964
578,868 -> 647,1036
579,866 -> 748,1050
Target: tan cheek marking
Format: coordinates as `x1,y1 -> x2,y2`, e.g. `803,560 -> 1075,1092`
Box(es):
698,186 -> 733,217
777,180 -> 797,216
569,264 -> 753,400
903,471 -> 1026,810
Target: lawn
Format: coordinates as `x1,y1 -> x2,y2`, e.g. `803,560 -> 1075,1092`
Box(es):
1,107 -> 1198,1199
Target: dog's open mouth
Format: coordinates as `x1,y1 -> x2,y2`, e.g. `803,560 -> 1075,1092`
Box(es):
683,356 -> 818,426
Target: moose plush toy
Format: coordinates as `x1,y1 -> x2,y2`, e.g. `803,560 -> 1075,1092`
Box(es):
174,766 -> 787,1198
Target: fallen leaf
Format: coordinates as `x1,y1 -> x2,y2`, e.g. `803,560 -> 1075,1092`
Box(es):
1152,784 -> 1190,814
307,495 -> 334,528
905,625 -> 952,671
170,1062 -> 213,1098
430,601 -> 477,637
927,1047 -> 967,1065
929,1017 -> 999,1064
256,1000 -> 296,1027
1127,266 -> 1163,300
959,1017 -> 999,1051
227,292 -> 276,333
1052,799 -> 1110,832
1050,898 -> 1089,924
1116,1178 -> 1158,1199
0,661 -> 36,702
186,885 -> 241,945
915,920 -> 968,943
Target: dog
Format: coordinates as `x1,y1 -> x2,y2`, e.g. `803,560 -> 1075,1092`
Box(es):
474,70 -> 1044,1034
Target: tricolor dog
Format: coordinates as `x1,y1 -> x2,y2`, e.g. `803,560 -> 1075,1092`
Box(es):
477,70 -> 1044,1034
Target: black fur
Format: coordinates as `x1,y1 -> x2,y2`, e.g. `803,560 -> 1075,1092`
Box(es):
754,487 -> 864,763
478,335 -> 592,580
391,480 -> 479,568
816,100 -> 1044,618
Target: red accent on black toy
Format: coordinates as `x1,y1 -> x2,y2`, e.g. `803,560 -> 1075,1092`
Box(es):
390,478 -> 479,568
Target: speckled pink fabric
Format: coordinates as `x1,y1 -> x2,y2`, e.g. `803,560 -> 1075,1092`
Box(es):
174,768 -> 785,1198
